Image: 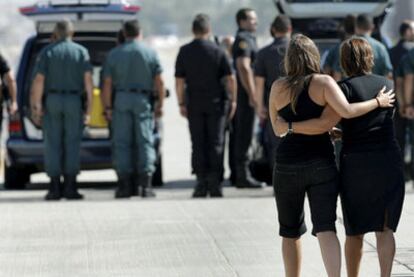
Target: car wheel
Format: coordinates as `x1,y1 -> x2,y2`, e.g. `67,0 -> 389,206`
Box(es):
152,156 -> 163,187
4,164 -> 30,190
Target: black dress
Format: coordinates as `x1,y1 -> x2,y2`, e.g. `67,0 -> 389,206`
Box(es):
339,74 -> 405,236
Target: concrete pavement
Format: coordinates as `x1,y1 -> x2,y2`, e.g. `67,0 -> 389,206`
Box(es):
0,18 -> 413,277
0,181 -> 413,277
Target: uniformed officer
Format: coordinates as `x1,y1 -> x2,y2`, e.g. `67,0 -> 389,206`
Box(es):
102,20 -> 165,198
323,14 -> 356,80
175,14 -> 237,198
400,47 -> 414,186
355,14 -> 393,78
390,21 -> 414,175
254,15 -> 291,175
0,52 -> 18,121
230,8 -> 263,188
31,20 -> 93,200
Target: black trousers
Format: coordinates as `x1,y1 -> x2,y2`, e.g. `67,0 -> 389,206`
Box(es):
274,159 -> 339,237
187,103 -> 227,177
263,118 -> 280,168
394,112 -> 414,177
229,87 -> 255,174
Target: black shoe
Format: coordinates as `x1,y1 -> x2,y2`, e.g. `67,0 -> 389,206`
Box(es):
235,176 -> 265,188
115,174 -> 132,199
140,174 -> 156,198
63,175 -> 84,200
130,174 -> 139,196
235,166 -> 265,189
45,176 -> 62,201
192,178 -> 208,198
207,173 -> 223,198
229,173 -> 237,187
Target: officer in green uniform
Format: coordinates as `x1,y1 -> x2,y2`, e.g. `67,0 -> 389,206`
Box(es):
102,20 -> 165,198
31,20 -> 93,200
323,14 -> 356,80
355,14 -> 393,78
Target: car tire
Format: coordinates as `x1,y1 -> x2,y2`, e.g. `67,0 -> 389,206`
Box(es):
152,156 -> 163,187
4,164 -> 30,190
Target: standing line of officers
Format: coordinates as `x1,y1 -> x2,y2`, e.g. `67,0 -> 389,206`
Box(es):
1,8 -> 412,200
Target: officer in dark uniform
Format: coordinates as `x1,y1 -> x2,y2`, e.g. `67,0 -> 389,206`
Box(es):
175,14 -> 236,198
31,20 -> 93,200
230,8 -> 263,188
400,44 -> 414,186
254,15 -> 291,174
389,21 -> 414,170
102,20 -> 165,198
0,53 -> 18,121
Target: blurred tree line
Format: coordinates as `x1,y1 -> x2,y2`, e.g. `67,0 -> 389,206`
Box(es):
138,0 -> 278,37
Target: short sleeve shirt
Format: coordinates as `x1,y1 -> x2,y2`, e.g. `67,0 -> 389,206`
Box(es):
327,43 -> 342,73
0,53 -> 10,77
33,39 -> 92,91
363,35 -> 393,76
102,40 -> 162,90
254,37 -> 289,105
175,39 -> 232,104
401,49 -> 414,76
232,29 -> 257,70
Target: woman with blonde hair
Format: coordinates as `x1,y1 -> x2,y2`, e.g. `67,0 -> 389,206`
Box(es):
268,34 -> 394,277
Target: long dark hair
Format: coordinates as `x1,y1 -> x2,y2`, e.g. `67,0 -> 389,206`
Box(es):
283,34 -> 321,113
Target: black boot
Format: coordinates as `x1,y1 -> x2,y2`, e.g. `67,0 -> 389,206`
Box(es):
130,173 -> 139,196
63,175 -> 84,200
235,165 -> 264,189
115,174 -> 132,198
140,174 -> 156,198
192,176 -> 208,198
207,173 -> 223,198
45,176 -> 62,201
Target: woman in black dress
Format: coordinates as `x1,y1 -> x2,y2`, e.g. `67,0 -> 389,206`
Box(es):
274,37 -> 404,277
268,35 -> 394,277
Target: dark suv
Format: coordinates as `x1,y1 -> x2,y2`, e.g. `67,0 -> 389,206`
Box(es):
5,2 -> 163,189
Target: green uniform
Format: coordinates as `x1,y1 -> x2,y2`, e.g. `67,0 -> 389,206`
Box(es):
103,40 -> 162,176
33,38 -> 92,178
325,43 -> 341,73
330,36 -> 393,76
359,35 -> 393,76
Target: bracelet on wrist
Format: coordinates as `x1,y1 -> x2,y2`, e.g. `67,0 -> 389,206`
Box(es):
375,97 -> 381,107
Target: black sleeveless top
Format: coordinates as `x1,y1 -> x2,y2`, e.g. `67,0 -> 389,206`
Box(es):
276,77 -> 335,164
339,74 -> 396,153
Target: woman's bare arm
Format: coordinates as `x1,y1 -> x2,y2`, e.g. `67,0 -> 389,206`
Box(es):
274,105 -> 341,136
321,75 -> 394,119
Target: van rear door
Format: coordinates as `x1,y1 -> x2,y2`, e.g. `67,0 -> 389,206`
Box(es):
19,0 -> 140,141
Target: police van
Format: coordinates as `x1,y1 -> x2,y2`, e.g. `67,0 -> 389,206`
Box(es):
251,0 -> 395,184
5,0 -> 164,189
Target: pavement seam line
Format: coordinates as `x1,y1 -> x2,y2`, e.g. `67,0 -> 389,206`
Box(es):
177,202 -> 240,277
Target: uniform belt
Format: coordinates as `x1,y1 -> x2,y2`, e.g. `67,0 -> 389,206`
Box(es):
49,89 -> 79,94
116,88 -> 152,95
